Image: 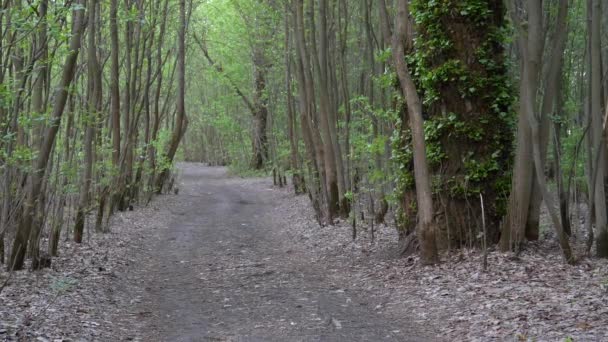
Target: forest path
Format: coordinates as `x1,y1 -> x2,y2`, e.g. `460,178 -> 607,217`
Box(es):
131,163 -> 431,342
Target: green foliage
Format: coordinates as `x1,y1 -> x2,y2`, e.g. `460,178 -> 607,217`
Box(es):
392,0 -> 515,230
349,96 -> 394,190
554,123 -> 587,193
184,0 -> 285,171
154,129 -> 174,173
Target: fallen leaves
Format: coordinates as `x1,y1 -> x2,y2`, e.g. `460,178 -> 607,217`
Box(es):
272,185 -> 608,342
0,195 -> 174,341
2,168 -> 607,342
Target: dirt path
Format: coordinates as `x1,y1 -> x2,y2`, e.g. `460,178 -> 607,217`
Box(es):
3,163 -> 606,341
128,164 -> 432,341
0,164 -> 608,342
6,162 -> 605,341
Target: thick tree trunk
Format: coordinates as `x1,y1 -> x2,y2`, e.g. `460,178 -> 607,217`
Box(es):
404,0 -> 513,249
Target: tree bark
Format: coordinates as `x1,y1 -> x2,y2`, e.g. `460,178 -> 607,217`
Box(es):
157,0 -> 187,190
501,0 -> 544,251
515,0 -> 574,263
307,0 -> 340,220
109,0 -> 121,212
251,48 -> 269,170
74,0 -> 100,243
383,0 -> 438,264
524,0 -> 570,242
148,0 -> 170,196
590,0 -> 608,257
285,5 -> 304,194
9,0 -> 86,270
293,0 -> 329,223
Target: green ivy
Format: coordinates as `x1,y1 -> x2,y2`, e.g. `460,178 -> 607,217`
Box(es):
394,0 -> 515,230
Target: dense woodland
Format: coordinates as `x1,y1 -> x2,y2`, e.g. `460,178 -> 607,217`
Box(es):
1,0 -> 608,271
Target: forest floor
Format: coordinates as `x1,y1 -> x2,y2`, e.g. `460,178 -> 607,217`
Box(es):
1,163 -> 608,341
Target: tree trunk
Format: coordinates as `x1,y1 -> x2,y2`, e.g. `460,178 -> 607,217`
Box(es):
285,7 -> 304,194
405,0 -> 513,249
293,0 -> 328,223
591,0 -> 608,257
157,0 -> 187,190
524,0 -> 570,242
500,85 -> 534,251
251,50 -> 269,170
383,0 -> 439,264
74,0 -> 100,243
9,0 -> 86,270
515,0 -> 574,263
109,0 -> 121,211
148,0 -> 170,196
309,0 -> 340,220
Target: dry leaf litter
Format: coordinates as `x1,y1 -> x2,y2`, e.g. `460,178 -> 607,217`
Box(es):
1,171 -> 607,342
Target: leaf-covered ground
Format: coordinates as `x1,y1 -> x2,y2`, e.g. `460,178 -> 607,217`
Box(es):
278,195 -> 608,341
1,164 -> 607,341
0,197 -> 173,341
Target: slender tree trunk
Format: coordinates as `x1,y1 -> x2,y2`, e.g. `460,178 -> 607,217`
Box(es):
0,168 -> 11,264
251,49 -> 269,170
293,0 -> 328,222
9,0 -> 86,270
590,0 -> 608,257
338,0 -> 351,195
517,0 -> 574,263
553,96 -> 571,237
50,101 -> 75,256
309,0 -> 342,220
74,0 -> 100,243
118,0 -> 134,210
32,0 -> 48,151
157,0 -> 187,190
382,0 -> 438,264
501,0 -> 545,251
148,0 -> 169,195
285,6 -> 303,194
109,0 -> 121,211
524,0 -> 570,241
